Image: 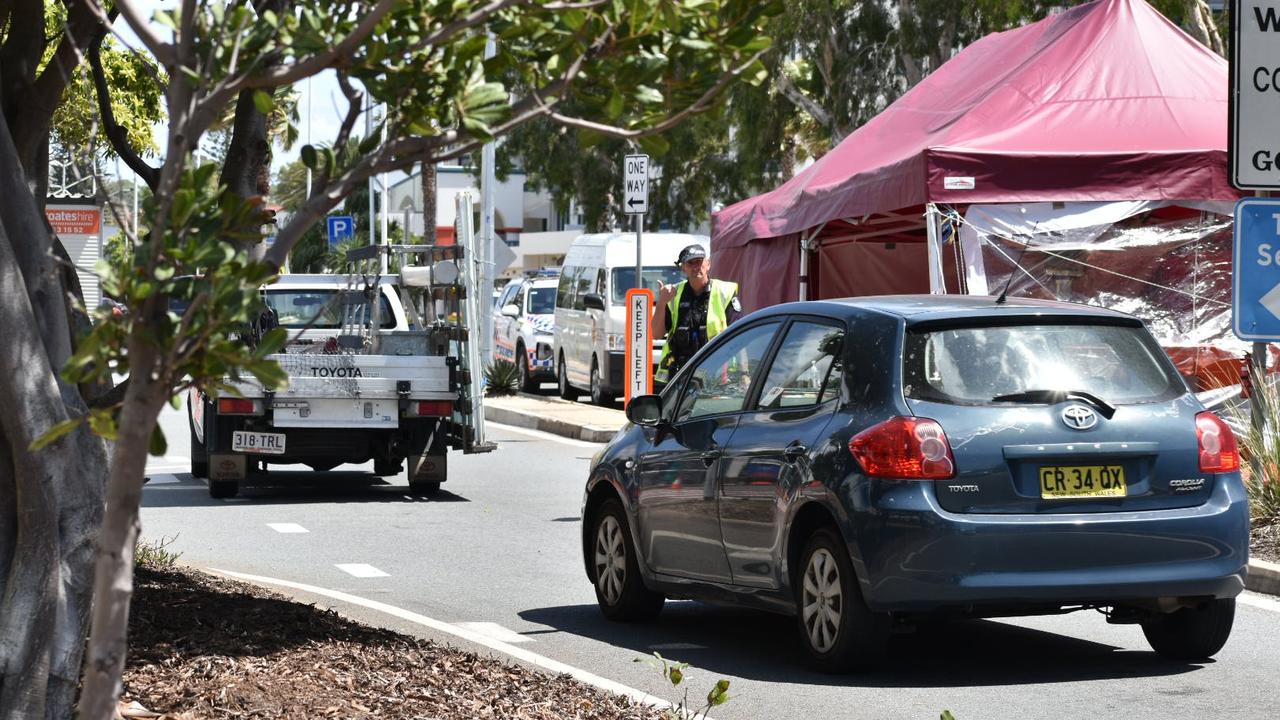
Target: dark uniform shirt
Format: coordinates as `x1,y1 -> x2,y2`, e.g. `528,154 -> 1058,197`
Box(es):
663,282 -> 741,367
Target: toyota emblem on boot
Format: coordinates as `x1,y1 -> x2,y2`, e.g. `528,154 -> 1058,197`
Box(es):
1061,404 -> 1098,430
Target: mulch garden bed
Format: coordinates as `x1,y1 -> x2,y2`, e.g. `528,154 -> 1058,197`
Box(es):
122,565 -> 664,719
1251,524 -> 1280,564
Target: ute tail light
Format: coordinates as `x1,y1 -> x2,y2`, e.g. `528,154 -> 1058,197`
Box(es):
217,397 -> 259,415
1196,411 -> 1240,473
408,400 -> 454,417
849,416 -> 956,480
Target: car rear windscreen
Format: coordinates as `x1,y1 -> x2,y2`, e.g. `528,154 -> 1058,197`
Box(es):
902,323 -> 1183,405
264,290 -> 395,329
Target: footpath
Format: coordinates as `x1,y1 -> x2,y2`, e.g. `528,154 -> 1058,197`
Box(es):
484,391 -> 1280,598
484,392 -> 625,442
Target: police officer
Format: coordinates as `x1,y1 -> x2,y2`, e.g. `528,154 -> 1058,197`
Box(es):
652,244 -> 741,386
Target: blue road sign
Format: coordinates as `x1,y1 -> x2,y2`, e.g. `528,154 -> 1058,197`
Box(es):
327,215 -> 355,248
1233,198 -> 1280,341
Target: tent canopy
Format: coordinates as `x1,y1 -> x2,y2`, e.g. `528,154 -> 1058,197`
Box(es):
713,0 -> 1236,256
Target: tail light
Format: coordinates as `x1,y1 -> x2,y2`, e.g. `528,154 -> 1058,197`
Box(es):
409,400 -> 454,417
849,416 -> 955,480
1196,411 -> 1240,473
218,397 -> 259,415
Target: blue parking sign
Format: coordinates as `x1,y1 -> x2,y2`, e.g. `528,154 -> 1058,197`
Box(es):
326,215 -> 355,248
1233,198 -> 1280,341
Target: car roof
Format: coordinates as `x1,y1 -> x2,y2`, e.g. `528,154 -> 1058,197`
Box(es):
267,274 -> 393,288
750,295 -> 1141,325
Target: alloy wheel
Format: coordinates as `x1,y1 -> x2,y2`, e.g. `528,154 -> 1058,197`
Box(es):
801,547 -> 843,653
594,515 -> 626,605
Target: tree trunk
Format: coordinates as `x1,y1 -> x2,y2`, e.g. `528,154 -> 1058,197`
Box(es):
219,88 -> 273,259
75,366 -> 166,720
421,159 -> 437,242
1184,0 -> 1224,56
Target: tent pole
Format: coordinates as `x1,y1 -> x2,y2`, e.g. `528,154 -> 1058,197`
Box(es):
925,203 -> 946,294
798,232 -> 809,302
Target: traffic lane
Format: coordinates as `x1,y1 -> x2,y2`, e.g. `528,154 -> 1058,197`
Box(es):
140,415 -> 1277,719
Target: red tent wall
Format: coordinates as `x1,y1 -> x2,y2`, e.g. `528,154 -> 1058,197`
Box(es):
713,233 -> 799,312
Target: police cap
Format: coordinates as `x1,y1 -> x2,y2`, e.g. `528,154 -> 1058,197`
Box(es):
676,244 -> 707,266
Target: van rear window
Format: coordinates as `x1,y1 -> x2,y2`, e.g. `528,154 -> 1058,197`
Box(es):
264,290 -> 395,329
902,323 -> 1183,406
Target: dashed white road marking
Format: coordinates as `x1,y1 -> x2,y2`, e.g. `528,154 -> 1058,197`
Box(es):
1239,590 -> 1280,614
209,568 -> 704,718
455,622 -> 534,644
335,563 -> 389,578
486,421 -> 605,448
267,523 -> 309,534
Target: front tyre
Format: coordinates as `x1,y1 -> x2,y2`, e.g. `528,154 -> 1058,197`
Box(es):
517,344 -> 538,393
590,498 -> 663,621
795,528 -> 888,672
1141,598 -> 1235,660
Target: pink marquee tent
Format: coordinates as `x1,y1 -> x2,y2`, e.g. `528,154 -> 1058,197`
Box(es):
711,0 -> 1238,313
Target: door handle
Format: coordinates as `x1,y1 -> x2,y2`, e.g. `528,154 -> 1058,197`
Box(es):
783,444 -> 808,462
700,449 -> 722,467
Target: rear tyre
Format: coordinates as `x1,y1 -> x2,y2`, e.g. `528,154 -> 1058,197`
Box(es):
517,344 -> 538,393
1141,598 -> 1235,660
590,358 -> 615,406
795,528 -> 889,672
590,498 -> 664,621
558,355 -> 580,401
208,479 -> 239,499
188,402 -> 208,479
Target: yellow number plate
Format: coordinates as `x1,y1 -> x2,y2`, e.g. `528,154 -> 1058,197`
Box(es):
1039,465 -> 1126,499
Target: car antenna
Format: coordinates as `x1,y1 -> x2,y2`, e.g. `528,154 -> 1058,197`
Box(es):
995,238 -> 1032,305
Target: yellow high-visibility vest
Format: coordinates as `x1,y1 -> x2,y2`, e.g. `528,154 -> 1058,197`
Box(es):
655,278 -> 738,383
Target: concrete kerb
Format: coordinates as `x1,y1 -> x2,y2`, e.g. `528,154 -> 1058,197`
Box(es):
483,394 -> 624,443
1248,558 -> 1280,596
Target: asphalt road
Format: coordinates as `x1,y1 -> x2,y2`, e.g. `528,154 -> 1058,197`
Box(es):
142,398 -> 1280,720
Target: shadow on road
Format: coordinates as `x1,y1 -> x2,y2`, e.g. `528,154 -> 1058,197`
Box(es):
520,601 -> 1207,688
141,472 -> 470,507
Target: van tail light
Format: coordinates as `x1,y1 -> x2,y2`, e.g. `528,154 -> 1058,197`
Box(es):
1196,411 -> 1240,473
217,397 -> 259,415
849,416 -> 955,480
409,400 -> 454,417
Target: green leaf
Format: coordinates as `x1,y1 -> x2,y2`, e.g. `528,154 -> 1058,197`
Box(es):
149,425 -> 168,456
247,359 -> 289,390
707,679 -> 730,706
300,144 -> 318,170
668,666 -> 683,686
253,90 -> 274,115
154,266 -> 175,281
605,91 -> 624,120
254,327 -> 289,357
30,418 -> 82,451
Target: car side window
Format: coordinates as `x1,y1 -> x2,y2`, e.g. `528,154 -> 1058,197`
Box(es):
673,322 -> 779,422
556,267 -> 577,309
755,321 -> 846,410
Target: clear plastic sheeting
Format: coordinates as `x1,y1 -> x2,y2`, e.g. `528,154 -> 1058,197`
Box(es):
958,201 -> 1243,390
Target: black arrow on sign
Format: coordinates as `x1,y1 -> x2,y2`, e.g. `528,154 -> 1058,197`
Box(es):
627,197 -> 645,208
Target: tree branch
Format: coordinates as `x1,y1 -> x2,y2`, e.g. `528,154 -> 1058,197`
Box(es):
108,0 -> 176,66
545,48 -> 769,139
89,34 -> 160,191
773,70 -> 836,138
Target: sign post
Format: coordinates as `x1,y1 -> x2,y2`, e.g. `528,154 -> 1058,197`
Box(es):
625,288 -> 653,404
623,154 -> 651,403
327,215 -> 355,249
1232,2 -> 1280,451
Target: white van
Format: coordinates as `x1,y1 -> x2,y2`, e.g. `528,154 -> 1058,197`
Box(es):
553,232 -> 709,405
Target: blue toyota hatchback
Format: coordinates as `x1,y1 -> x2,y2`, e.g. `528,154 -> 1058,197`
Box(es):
580,296 -> 1248,671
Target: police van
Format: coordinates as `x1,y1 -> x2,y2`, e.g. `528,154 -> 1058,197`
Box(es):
553,232 -> 709,405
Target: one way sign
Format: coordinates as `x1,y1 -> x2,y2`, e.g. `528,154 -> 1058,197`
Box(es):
1233,198 -> 1280,341
623,154 -> 649,215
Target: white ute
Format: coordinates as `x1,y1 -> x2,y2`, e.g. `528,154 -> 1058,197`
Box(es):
189,241 -> 493,498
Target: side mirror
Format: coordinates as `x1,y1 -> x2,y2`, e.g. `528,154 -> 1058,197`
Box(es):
582,293 -> 606,311
625,394 -> 663,427
501,303 -> 520,318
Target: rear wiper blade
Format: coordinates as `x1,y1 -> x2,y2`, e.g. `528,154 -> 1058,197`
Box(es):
990,389 -> 1116,419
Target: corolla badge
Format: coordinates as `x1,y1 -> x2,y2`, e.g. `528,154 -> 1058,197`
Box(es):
1060,404 -> 1098,430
